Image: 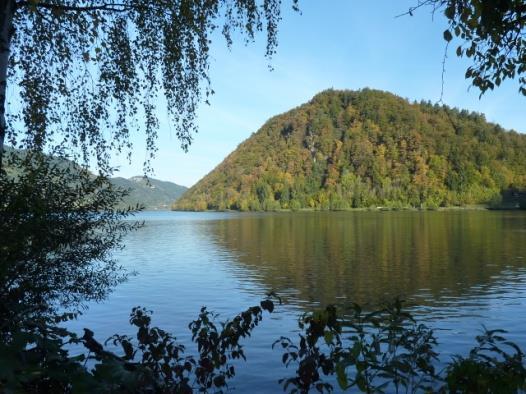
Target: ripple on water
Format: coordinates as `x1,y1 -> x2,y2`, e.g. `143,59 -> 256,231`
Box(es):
68,211 -> 526,392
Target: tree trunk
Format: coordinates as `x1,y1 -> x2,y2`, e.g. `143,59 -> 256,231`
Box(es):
0,0 -> 14,171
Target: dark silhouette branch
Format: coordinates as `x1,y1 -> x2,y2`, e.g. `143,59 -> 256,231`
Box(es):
0,0 -> 15,170
17,1 -> 133,13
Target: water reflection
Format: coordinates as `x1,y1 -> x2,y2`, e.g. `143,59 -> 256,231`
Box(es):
206,211 -> 526,311
69,210 -> 526,393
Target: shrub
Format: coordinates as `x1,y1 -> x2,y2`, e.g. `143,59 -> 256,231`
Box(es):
0,152 -> 139,330
0,296 -> 279,393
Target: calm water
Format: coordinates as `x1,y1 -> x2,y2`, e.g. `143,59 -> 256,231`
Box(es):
68,210 -> 526,392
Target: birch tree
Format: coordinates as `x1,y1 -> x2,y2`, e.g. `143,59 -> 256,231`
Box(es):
0,0 -> 298,171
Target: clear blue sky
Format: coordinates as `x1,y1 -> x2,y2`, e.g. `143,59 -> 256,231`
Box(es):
112,0 -> 525,187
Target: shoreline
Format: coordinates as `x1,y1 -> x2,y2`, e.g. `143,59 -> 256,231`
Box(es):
171,205 -> 525,213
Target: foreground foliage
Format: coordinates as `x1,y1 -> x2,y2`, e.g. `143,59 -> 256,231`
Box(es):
0,152 -> 139,326
174,89 -> 526,212
0,298 -> 278,393
1,297 -> 525,393
426,0 -> 526,97
275,301 -> 526,393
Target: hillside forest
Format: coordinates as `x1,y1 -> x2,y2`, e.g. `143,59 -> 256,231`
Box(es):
174,89 -> 526,211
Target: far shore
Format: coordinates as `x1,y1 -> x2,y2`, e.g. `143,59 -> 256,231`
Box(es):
171,204 -> 526,213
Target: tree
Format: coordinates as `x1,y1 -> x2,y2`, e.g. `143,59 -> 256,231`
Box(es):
2,0 -> 523,176
0,152 -> 139,328
0,0 -> 301,312
0,0 -> 298,172
406,0 -> 526,97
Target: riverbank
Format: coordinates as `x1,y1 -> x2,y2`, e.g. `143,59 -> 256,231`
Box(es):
172,204 -> 525,213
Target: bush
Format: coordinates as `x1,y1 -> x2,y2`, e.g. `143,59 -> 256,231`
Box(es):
445,329 -> 526,393
0,152 -> 140,330
274,300 -> 526,393
0,297 -> 278,393
289,199 -> 302,211
1,295 -> 525,393
262,198 -> 281,211
274,300 -> 439,393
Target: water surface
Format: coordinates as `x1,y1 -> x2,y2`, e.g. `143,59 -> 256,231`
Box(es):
69,210 -> 526,392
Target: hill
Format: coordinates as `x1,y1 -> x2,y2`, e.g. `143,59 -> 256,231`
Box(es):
111,176 -> 187,210
3,148 -> 187,210
174,89 -> 526,211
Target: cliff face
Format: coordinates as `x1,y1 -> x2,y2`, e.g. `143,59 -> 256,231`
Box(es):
175,89 -> 526,211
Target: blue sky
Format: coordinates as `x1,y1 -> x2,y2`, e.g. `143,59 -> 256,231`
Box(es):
112,0 -> 525,187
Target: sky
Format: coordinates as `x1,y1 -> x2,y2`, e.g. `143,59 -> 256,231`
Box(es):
111,1 -> 525,187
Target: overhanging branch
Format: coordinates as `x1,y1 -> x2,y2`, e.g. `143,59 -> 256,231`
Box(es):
17,1 -> 133,13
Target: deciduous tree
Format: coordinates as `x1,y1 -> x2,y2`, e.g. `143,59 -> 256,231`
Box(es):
407,0 -> 526,96
0,0 -> 298,171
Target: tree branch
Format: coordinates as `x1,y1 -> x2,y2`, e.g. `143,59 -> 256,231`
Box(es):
17,1 -> 133,13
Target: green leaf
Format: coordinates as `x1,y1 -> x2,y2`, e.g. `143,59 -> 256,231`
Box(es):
324,331 -> 334,345
336,362 -> 348,389
443,29 -> 453,42
260,299 -> 274,313
351,341 -> 361,359
444,5 -> 455,19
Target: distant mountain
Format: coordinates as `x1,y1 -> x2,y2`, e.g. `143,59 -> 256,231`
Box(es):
174,89 -> 526,211
111,176 -> 187,210
3,148 -> 187,210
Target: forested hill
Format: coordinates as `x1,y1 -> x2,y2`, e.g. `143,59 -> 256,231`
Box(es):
3,148 -> 187,210
174,89 -> 526,211
111,176 -> 187,210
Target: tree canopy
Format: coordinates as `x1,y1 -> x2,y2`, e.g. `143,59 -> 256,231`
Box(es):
0,0 -> 298,172
413,0 -> 526,96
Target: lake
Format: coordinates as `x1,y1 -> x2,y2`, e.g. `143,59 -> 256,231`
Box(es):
68,210 -> 526,392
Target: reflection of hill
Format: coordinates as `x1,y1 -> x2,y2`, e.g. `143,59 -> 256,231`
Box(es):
208,211 -> 526,308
